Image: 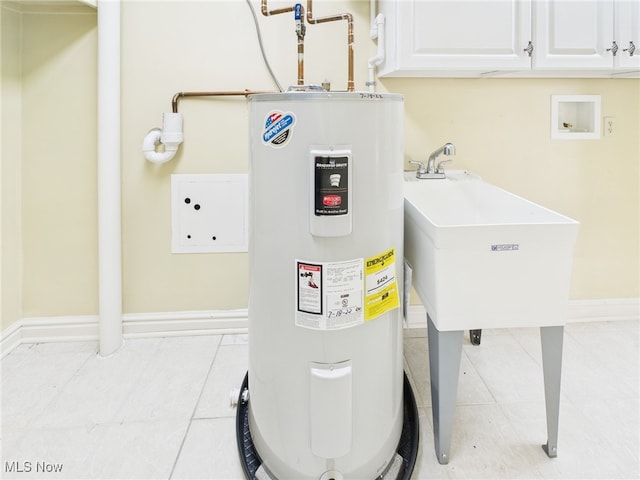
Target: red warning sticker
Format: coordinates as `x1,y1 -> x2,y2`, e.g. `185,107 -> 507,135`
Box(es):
323,195 -> 342,206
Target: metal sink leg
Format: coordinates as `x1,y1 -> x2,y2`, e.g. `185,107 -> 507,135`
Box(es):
541,325 -> 564,458
427,315 -> 464,465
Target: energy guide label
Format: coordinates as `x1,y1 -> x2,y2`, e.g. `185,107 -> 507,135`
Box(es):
296,258 -> 364,330
364,247 -> 400,321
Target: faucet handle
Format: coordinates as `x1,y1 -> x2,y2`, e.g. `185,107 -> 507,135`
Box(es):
436,158 -> 452,174
409,160 -> 427,173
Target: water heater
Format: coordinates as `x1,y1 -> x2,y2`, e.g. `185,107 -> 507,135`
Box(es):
237,91 -> 415,480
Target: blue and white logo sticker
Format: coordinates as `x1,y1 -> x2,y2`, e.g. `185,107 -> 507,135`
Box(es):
262,111 -> 296,148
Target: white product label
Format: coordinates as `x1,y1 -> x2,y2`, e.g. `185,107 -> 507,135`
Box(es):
491,244 -> 520,252
296,258 -> 364,330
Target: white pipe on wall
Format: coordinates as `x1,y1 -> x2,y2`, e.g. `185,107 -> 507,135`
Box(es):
370,0 -> 378,39
367,0 -> 385,92
367,13 -> 385,92
142,112 -> 184,164
97,0 -> 123,356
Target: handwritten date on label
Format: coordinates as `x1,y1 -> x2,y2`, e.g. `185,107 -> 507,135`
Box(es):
359,93 -> 384,100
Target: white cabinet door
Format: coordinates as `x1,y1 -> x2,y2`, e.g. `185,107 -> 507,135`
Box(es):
533,0 -> 615,70
615,0 -> 640,72
379,0 -> 532,76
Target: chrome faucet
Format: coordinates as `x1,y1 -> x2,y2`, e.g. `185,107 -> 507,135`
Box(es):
428,142 -> 456,175
410,142 -> 456,179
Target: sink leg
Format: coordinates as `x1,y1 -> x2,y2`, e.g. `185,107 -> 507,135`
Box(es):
428,315 -> 464,465
540,325 -> 564,458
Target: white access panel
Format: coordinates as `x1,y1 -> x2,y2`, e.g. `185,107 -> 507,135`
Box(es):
171,174 -> 248,253
616,0 -> 640,72
309,361 -> 353,459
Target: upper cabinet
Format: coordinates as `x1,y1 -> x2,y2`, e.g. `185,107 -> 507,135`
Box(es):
377,0 -> 532,76
533,0 -> 639,75
533,0 -> 614,71
615,0 -> 640,72
378,0 -> 640,78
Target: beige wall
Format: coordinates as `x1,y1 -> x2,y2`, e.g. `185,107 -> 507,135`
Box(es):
1,4 -> 23,330
381,76 -> 640,300
21,8 -> 98,319
1,0 -> 638,331
1,1 -> 97,330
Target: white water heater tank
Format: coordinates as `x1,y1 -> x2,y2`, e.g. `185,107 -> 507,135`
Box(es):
247,91 -> 405,479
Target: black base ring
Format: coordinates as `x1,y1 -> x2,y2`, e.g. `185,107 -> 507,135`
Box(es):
235,371 -> 419,480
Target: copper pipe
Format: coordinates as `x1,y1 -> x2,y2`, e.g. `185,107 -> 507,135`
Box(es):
171,90 -> 274,113
296,5 -> 306,86
261,0 -> 294,16
306,0 -> 354,92
297,35 -> 305,86
261,0 -> 306,86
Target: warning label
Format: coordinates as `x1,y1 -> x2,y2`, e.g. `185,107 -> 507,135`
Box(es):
364,248 -> 400,321
295,248 -> 399,329
296,258 -> 363,330
297,263 -> 322,315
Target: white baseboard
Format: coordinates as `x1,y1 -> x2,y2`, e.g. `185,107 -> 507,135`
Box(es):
1,309 -> 248,357
123,309 -> 248,338
1,321 -> 22,357
404,298 -> 640,329
404,305 -> 429,328
2,299 -> 638,356
20,315 -> 99,343
566,298 -> 640,323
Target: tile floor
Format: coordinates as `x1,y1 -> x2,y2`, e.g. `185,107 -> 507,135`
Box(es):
1,320 -> 638,479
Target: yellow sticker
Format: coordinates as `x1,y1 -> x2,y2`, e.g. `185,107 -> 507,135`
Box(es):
364,247 -> 399,321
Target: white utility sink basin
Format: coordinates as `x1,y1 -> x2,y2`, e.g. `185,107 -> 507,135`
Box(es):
404,170 -> 579,331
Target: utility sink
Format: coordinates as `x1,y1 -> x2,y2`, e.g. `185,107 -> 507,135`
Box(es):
404,170 -> 579,331
404,170 -> 579,464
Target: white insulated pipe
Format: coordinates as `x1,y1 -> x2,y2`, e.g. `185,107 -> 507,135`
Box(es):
367,13 -> 385,92
97,0 -> 123,356
370,0 -> 378,39
142,112 -> 184,164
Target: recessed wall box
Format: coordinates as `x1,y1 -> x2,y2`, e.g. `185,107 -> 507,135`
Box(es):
171,173 -> 248,253
551,95 -> 601,140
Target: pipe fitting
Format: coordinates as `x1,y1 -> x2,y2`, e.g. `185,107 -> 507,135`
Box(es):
142,112 -> 184,164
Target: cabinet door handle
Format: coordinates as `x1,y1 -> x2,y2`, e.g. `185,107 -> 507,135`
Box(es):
523,41 -> 533,57
607,41 -> 619,56
623,41 -> 636,57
